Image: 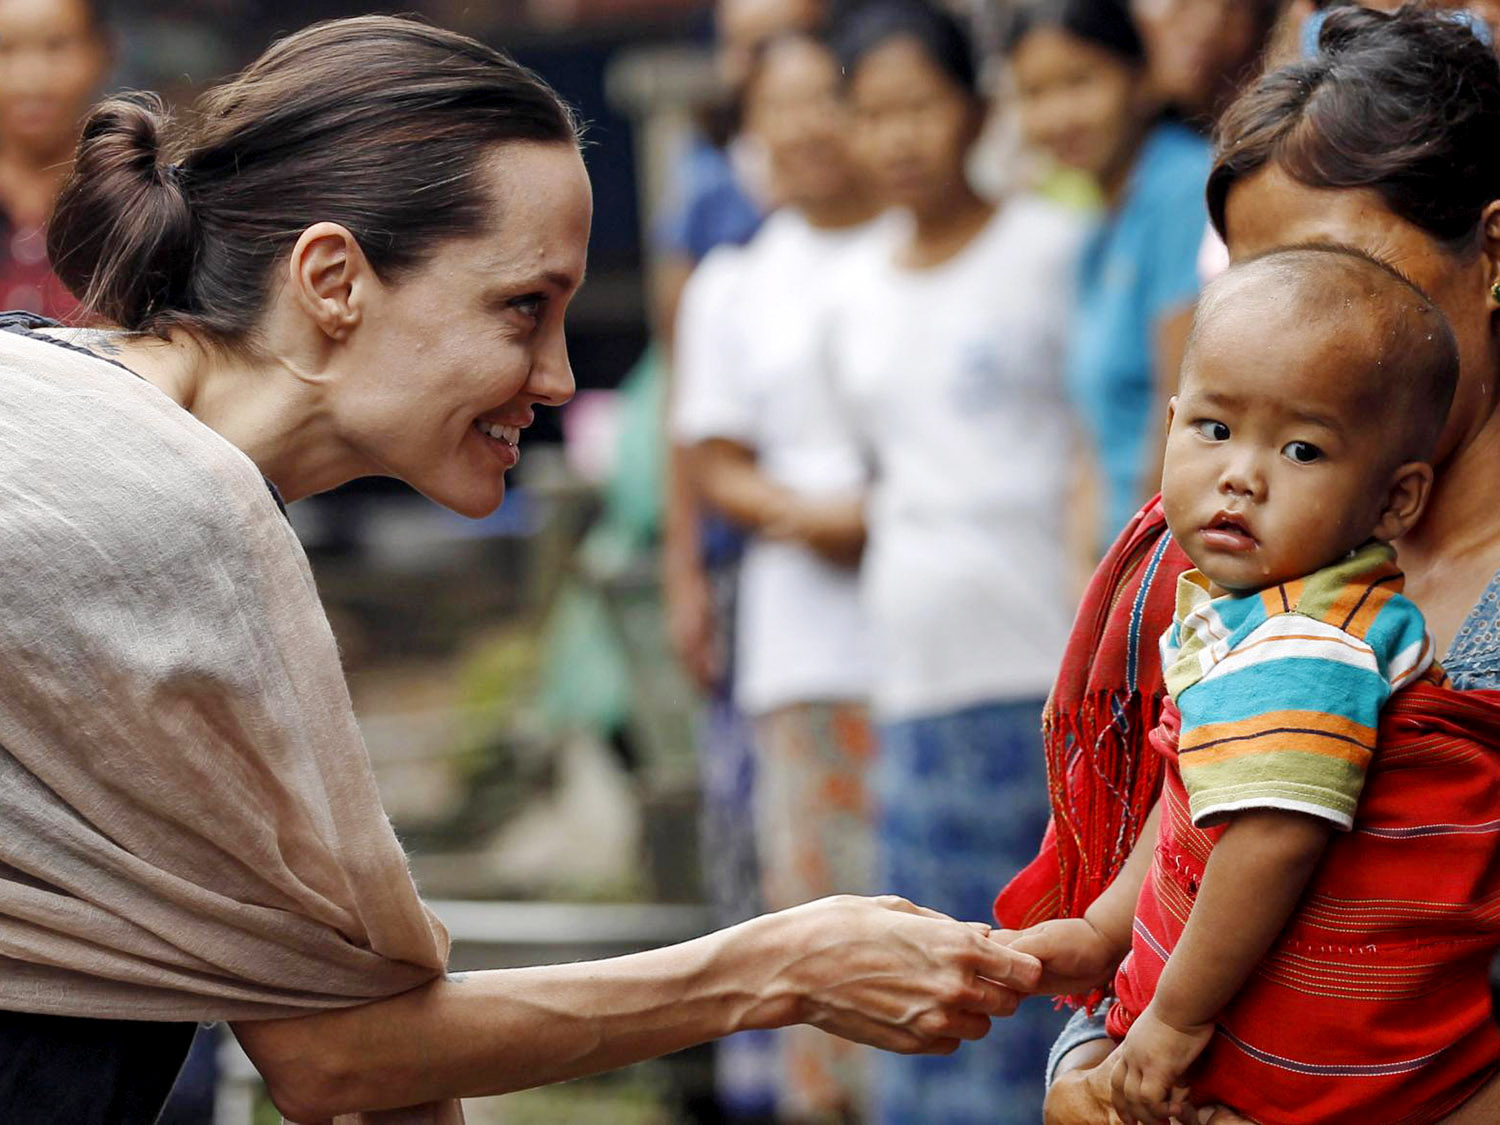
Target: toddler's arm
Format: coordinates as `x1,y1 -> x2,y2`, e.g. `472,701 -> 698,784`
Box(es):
1111,809 -> 1333,1125
1000,800 -> 1162,996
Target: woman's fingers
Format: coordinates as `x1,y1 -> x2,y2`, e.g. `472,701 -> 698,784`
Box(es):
967,931 -> 1044,991
963,974 -> 1021,1018
785,896 -> 1049,1060
872,894 -> 964,925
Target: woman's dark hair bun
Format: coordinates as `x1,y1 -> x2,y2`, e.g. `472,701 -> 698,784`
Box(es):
48,92 -> 196,332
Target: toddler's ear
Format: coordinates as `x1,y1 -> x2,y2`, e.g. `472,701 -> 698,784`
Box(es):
1165,396 -> 1178,435
1373,461 -> 1434,542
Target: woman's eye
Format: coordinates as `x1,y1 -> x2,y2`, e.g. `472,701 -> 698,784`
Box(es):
508,294 -> 546,322
1283,441 -> 1323,464
1193,420 -> 1230,441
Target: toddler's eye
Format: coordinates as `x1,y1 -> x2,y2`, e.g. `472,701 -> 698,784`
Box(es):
1193,419 -> 1230,441
1283,441 -> 1323,464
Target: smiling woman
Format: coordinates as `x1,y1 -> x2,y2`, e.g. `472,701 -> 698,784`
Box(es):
0,14 -> 1047,1125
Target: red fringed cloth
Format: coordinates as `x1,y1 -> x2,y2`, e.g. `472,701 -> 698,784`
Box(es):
994,497 -> 1191,936
1106,685 -> 1500,1124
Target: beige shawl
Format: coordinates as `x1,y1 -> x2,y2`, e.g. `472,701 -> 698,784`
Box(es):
0,329 -> 460,1123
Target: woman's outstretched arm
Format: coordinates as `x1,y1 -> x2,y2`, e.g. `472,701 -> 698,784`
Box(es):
235,895 -> 1041,1123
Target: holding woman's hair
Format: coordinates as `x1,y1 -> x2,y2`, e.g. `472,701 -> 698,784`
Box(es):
1209,2 -> 1500,252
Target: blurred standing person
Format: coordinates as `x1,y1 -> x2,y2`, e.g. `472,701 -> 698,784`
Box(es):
0,0 -> 109,319
825,3 -> 1083,1120
1007,0 -> 1209,553
674,34 -> 883,1121
661,0 -> 825,693
657,2 -> 828,1118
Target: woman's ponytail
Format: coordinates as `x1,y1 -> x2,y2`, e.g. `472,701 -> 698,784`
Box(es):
48,92 -> 197,332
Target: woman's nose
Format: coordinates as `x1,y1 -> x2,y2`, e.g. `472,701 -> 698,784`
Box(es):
529,328 -> 575,408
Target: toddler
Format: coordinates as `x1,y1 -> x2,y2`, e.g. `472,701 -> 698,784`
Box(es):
1018,245 -> 1472,1124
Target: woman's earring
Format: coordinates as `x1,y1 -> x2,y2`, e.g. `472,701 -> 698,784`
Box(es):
1493,281 -> 1500,304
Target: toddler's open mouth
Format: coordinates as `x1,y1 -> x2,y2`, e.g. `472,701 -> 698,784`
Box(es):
1200,511 -> 1257,551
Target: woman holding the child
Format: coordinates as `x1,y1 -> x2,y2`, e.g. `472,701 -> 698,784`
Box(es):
1016,5 -> 1500,1123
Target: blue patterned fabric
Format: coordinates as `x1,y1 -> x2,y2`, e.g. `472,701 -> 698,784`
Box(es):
1445,568 -> 1500,691
873,698 -> 1067,1124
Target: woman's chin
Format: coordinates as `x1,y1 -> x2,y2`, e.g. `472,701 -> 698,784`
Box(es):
422,476 -> 507,519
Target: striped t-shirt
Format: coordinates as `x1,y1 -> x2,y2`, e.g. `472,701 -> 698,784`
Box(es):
1162,541 -> 1441,830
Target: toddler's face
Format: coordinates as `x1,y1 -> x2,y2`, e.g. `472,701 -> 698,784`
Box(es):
1161,316 -> 1403,594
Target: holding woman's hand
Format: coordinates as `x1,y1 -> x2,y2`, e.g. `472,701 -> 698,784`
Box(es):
753,895 -> 1043,1054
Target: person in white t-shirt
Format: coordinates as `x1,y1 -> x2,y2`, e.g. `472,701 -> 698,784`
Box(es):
824,3 -> 1086,1121
673,32 -> 885,1121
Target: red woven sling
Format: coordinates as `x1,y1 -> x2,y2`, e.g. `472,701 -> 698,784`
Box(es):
1107,685 -> 1500,1125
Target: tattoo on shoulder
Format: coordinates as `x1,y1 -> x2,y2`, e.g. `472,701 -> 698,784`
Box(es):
70,328 -> 124,357
447,972 -> 471,984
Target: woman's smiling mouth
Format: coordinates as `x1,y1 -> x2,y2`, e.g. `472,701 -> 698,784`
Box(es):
474,419 -> 521,468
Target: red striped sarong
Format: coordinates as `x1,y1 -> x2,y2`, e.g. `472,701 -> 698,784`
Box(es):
1107,686 -> 1500,1124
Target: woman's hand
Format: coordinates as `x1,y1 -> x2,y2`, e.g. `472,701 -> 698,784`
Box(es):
1109,1006 -> 1211,1125
995,917 -> 1126,996
1046,1041 -> 1124,1124
746,895 -> 1043,1055
1043,1039 -> 1256,1125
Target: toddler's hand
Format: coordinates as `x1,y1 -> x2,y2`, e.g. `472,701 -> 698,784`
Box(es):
993,917 -> 1125,996
1109,1006 -> 1214,1125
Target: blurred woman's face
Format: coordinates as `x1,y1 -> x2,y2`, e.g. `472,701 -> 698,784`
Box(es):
0,0 -> 108,158
1009,26 -> 1148,187
848,36 -> 981,213
1132,0 -> 1266,118
1223,162 -> 1499,462
744,38 -> 859,211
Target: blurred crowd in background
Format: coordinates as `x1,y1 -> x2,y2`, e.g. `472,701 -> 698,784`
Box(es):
4,0 -> 1498,1122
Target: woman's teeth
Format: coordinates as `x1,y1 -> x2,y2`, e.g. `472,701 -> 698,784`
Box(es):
476,420 -> 520,446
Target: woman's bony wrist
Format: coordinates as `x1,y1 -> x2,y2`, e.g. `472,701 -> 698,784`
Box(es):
703,908 -> 809,1035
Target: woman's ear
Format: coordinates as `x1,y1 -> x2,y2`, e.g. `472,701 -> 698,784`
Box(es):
1373,461 -> 1434,543
1483,200 -> 1500,309
286,222 -> 371,343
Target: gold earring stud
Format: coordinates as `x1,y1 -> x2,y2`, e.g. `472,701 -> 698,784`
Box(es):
1493,281 -> 1500,303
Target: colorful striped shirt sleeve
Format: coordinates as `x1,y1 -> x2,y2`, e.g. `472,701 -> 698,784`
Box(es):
1176,613 -> 1392,830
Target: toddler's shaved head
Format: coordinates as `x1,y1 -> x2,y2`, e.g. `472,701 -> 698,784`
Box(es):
1185,246 -> 1459,462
